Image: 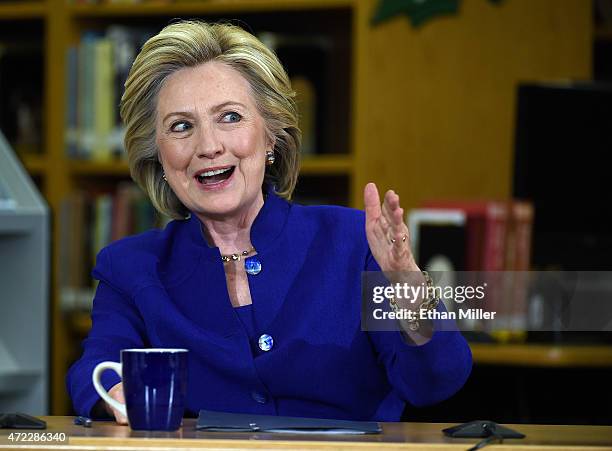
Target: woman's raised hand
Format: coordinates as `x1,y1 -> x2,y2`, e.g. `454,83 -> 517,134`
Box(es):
364,182 -> 419,274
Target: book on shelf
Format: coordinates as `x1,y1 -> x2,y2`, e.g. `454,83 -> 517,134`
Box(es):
65,45 -> 79,158
505,201 -> 534,333
406,209 -> 467,316
58,191 -> 89,310
407,209 -> 467,272
92,39 -> 115,161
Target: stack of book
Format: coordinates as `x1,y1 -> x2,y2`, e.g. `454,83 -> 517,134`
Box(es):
408,199 -> 534,339
65,26 -> 155,161
58,182 -> 167,311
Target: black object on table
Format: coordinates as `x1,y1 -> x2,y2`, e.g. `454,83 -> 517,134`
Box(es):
0,413 -> 46,429
443,420 -> 525,451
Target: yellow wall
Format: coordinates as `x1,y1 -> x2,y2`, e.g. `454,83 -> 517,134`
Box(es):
353,0 -> 592,209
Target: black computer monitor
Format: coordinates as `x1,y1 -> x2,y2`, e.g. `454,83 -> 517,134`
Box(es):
513,82 -> 612,270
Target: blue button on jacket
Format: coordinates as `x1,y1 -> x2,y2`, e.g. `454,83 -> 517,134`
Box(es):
66,189 -> 472,421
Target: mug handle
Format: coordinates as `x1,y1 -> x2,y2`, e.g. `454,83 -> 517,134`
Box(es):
92,361 -> 127,417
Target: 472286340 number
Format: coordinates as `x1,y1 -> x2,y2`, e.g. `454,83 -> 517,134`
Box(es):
4,432 -> 68,443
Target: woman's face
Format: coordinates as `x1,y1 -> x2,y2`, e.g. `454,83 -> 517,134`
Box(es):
156,61 -> 271,219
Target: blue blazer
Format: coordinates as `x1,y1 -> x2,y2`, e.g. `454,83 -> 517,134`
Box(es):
67,189 -> 472,421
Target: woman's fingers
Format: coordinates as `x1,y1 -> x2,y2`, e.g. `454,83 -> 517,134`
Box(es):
364,182 -> 382,223
108,383 -> 128,425
365,183 -> 388,243
381,193 -> 395,240
383,192 -> 402,225
382,192 -> 407,241
112,409 -> 128,425
383,193 -> 411,263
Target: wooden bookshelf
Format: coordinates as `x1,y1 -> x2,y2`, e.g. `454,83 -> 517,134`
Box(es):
21,154 -> 47,176
0,1 -> 45,19
68,0 -> 353,17
0,0 -> 593,416
300,155 -> 353,175
470,344 -> 612,368
68,159 -> 130,176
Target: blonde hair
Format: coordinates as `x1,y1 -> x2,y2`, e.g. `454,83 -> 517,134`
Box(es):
120,20 -> 301,219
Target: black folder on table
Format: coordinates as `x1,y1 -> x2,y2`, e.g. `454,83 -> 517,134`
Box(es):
196,410 -> 381,434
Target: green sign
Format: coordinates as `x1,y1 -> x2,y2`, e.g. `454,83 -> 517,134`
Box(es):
372,0 -> 504,28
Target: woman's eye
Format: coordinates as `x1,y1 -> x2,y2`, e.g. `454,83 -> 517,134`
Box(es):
171,121 -> 191,132
221,112 -> 242,123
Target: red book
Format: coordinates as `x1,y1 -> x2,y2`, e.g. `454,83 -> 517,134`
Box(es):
421,200 -> 510,331
422,200 -> 509,271
511,200 -> 534,272
111,182 -> 134,242
505,200 -> 534,334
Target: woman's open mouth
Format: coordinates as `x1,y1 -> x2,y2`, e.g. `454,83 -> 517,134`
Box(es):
194,166 -> 235,189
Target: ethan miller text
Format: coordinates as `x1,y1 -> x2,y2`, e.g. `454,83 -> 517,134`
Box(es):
420,309 -> 496,320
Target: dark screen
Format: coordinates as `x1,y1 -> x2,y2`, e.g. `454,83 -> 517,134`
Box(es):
513,83 -> 612,270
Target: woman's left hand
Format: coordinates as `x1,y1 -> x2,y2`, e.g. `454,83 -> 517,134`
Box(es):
364,182 -> 419,274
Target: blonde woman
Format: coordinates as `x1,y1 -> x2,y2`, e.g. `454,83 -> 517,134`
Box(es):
67,20 -> 471,423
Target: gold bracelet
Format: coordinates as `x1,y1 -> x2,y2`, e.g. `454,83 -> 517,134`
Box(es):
388,271 -> 440,332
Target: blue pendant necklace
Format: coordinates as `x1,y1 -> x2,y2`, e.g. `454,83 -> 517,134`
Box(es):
201,221 -> 262,275
221,248 -> 262,275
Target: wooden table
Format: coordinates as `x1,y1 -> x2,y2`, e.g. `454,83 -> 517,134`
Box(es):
469,344 -> 612,367
1,417 -> 611,450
